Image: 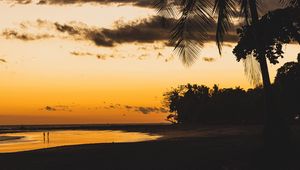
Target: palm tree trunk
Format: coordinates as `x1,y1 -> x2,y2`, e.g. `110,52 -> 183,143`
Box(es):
248,0 -> 290,150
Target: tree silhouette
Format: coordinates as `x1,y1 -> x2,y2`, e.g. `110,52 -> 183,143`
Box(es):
164,78 -> 300,125
274,53 -> 300,122
155,0 -> 299,149
233,6 -> 300,149
164,84 -> 266,124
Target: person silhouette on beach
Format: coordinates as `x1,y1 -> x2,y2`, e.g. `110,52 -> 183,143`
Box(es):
43,132 -> 45,143
47,132 -> 50,143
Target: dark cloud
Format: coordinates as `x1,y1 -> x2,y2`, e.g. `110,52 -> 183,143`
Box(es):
42,105 -> 72,112
202,57 -> 216,62
18,19 -> 53,29
70,49 -> 171,61
70,51 -> 93,56
66,16 -> 173,46
96,54 -> 111,60
2,16 -> 239,47
44,106 -> 56,111
103,103 -> 168,114
0,59 -> 6,63
102,17 -> 173,44
103,103 -> 121,109
105,16 -> 238,44
10,0 -> 154,7
11,0 -> 32,4
8,0 -> 283,14
54,22 -> 80,35
73,16 -> 237,45
88,32 -> 114,47
2,29 -> 54,41
102,103 -> 168,114
70,51 -> 114,60
124,105 -> 133,109
134,106 -> 168,114
1,20 -> 114,47
53,22 -> 114,47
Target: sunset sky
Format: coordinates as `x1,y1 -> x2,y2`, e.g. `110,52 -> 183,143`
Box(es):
0,0 -> 299,125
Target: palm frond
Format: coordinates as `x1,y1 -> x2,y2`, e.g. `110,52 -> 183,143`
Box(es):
255,0 -> 264,16
239,0 -> 250,25
170,0 -> 213,66
213,0 -> 237,55
153,0 -> 177,18
279,0 -> 299,7
243,54 -> 262,86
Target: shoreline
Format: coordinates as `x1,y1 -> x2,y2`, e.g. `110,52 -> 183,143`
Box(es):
0,125 -> 264,153
0,134 -> 262,169
0,125 -> 300,169
0,124 -> 265,141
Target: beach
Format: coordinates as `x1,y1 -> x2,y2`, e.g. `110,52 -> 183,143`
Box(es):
0,125 -> 300,170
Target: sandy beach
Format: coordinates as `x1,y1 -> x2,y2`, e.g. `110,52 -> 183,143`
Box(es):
0,125 -> 300,170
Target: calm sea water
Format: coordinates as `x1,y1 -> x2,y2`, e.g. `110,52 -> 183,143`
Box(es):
0,130 -> 161,153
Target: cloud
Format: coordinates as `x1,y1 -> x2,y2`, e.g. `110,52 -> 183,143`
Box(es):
1,16 -> 239,48
42,105 -> 72,112
53,22 -> 114,47
0,59 -> 6,63
1,20 -> 115,47
63,16 -> 238,44
134,106 -> 168,114
96,54 -> 112,60
54,22 -> 80,35
70,51 -> 115,60
103,103 -> 169,114
124,105 -> 133,109
202,57 -> 216,62
70,51 -> 93,56
44,106 -> 56,111
8,0 -> 283,14
10,0 -> 32,5
53,16 -> 173,46
103,103 -> 122,109
9,0 -> 155,7
2,29 -> 54,41
70,49 -> 171,61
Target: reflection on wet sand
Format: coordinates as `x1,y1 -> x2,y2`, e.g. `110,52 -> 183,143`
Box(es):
0,130 -> 161,153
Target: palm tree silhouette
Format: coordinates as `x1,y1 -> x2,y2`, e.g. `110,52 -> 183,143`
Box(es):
155,0 -> 299,148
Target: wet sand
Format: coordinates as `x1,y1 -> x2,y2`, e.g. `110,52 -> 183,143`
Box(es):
0,130 -> 161,153
0,136 -> 24,142
0,125 -> 300,170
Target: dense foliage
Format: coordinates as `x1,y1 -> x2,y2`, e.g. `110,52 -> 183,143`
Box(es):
164,84 -> 264,124
164,54 -> 300,124
233,7 -> 300,64
273,54 -> 300,120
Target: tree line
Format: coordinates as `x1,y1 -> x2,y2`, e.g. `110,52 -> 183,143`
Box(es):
164,54 -> 300,125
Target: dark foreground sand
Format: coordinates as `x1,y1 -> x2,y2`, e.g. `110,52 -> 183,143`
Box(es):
0,125 -> 300,170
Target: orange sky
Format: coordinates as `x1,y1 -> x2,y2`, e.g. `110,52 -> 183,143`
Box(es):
0,1 -> 299,125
